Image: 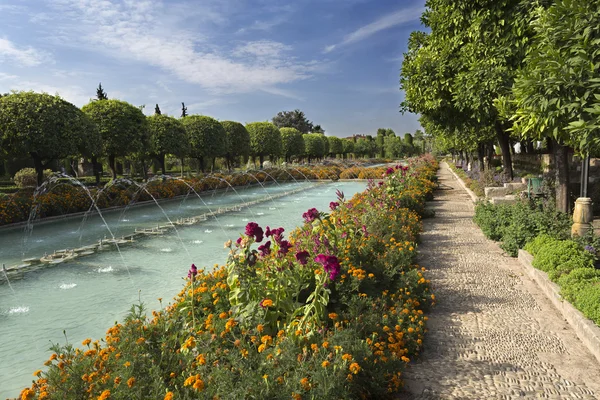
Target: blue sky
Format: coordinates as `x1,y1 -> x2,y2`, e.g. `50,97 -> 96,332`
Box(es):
0,0 -> 424,137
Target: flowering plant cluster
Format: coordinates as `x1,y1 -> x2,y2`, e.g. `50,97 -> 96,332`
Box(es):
21,155 -> 439,400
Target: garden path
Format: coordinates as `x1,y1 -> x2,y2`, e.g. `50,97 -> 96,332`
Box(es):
402,162 -> 600,399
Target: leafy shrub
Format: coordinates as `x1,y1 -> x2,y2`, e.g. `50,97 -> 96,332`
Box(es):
571,282 -> 600,324
13,168 -> 53,188
532,239 -> 595,281
524,234 -> 555,256
558,267 -> 600,303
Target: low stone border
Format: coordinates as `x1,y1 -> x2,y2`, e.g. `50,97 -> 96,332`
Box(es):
442,161 -> 479,203
518,249 -> 600,365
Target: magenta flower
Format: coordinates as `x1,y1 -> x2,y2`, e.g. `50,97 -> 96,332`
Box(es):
329,201 -> 339,211
385,167 -> 394,175
258,240 -> 271,256
314,254 -> 341,281
245,222 -> 264,242
302,208 -> 320,223
187,263 -> 198,280
295,250 -> 310,265
278,240 -> 292,256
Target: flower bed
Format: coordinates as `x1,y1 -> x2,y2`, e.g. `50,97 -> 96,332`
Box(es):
0,165 -> 387,227
20,155 -> 438,400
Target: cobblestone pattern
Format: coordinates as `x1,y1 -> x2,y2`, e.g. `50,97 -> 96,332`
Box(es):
402,163 -> 600,400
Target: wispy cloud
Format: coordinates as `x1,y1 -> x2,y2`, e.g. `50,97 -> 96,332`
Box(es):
0,38 -> 49,67
324,6 -> 423,53
43,0 -> 313,96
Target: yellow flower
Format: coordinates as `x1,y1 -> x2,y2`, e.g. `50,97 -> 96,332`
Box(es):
127,377 -> 136,388
219,312 -> 228,319
321,360 -> 330,368
124,361 -> 131,368
98,389 -> 111,400
263,374 -> 269,380
349,362 -> 361,374
114,376 -> 122,385
192,377 -> 205,391
33,370 -> 42,377
164,392 -> 174,400
258,344 -> 266,353
82,338 -> 92,346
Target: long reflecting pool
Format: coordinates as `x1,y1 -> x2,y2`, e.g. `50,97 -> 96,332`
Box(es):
0,180 -> 367,398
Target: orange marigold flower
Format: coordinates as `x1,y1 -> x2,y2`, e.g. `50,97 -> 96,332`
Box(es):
98,389 -> 111,400
321,360 -> 330,368
196,353 -> 206,365
300,377 -> 310,390
258,344 -> 266,353
261,299 -> 273,307
342,353 -> 353,362
219,312 -> 228,319
124,361 -> 131,368
20,388 -> 35,400
136,337 -> 146,345
33,370 -> 42,377
328,313 -> 338,320
349,362 -> 361,374
127,377 -> 135,388
310,343 -> 318,352
192,377 -> 205,391
164,392 -> 174,400
82,338 -> 92,346
257,324 -> 264,333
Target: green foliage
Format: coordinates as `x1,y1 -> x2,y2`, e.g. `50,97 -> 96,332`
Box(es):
474,199 -> 571,256
354,138 -> 377,158
327,136 -> 343,156
81,99 -> 146,159
147,114 -> 188,173
523,234 -> 555,257
303,133 -> 326,159
0,91 -> 99,185
279,127 -> 304,160
342,139 -> 354,155
221,121 -> 251,161
532,239 -> 595,281
384,136 -> 406,158
246,122 -> 282,159
13,168 -> 52,188
96,83 -> 107,100
272,109 -> 313,133
183,115 -> 228,160
509,0 -> 600,155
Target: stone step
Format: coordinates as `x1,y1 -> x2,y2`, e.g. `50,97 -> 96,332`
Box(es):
490,195 -> 518,205
484,186 -> 509,198
504,182 -> 527,191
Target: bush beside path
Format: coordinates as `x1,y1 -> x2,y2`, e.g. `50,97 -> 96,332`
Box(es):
402,162 -> 600,399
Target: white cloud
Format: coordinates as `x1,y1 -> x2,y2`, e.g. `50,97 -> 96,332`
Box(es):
46,0 -> 313,95
324,6 -> 423,53
0,38 -> 48,67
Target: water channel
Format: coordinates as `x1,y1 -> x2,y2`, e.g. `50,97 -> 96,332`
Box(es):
0,180 -> 367,398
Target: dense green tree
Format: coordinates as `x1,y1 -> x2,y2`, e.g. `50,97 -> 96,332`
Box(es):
376,129 -> 386,157
312,124 -> 325,134
504,0 -> 600,211
354,138 -> 378,158
303,133 -> 326,162
272,110 -> 313,134
327,136 -> 343,157
0,92 -> 99,185
96,83 -> 108,100
246,122 -> 281,168
221,121 -> 251,169
384,135 -> 405,158
147,114 -> 188,175
279,127 -> 304,163
82,99 -> 147,179
342,139 -> 355,159
183,115 -> 227,172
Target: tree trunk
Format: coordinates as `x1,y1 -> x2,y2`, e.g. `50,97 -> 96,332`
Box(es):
159,154 -> 166,176
91,156 -> 101,185
526,141 -> 535,154
108,154 -> 117,180
259,155 -> 264,169
198,156 -> 205,173
477,143 -> 485,171
141,159 -> 148,181
180,158 -> 185,177
212,157 -> 216,172
494,121 -> 513,180
31,153 -> 44,187
553,139 -> 570,213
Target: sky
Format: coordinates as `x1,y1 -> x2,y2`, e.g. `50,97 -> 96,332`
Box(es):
0,0 -> 425,138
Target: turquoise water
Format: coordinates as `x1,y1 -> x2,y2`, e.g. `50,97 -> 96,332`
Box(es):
0,181 -> 367,398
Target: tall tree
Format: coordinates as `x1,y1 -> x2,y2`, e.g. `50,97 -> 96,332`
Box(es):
96,83 -> 108,100
303,133 -> 326,162
82,99 -> 147,179
327,136 -> 343,157
246,122 -> 282,168
376,129 -> 387,157
221,121 -> 251,170
0,92 -> 99,185
272,109 -> 314,134
342,139 -> 354,159
181,102 -> 188,118
154,104 -> 162,115
147,114 -> 188,175
182,115 -> 227,172
280,127 -> 305,163
312,124 -> 325,134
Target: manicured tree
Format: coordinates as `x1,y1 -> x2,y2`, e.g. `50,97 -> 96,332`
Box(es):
246,122 -> 282,168
376,129 -> 387,157
279,127 -> 304,163
303,133 -> 326,163
82,99 -> 147,179
182,115 -> 227,172
507,0 -> 600,212
342,139 -> 355,159
327,136 -> 343,158
0,92 -> 99,186
221,121 -> 251,170
147,114 -> 188,175
96,83 -> 108,100
272,109 -> 313,133
154,104 -> 162,115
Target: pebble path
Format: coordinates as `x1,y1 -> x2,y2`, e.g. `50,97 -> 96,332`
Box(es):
403,162 -> 600,399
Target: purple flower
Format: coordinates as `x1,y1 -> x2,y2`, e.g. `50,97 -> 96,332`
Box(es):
314,254 -> 341,281
187,263 -> 198,280
278,240 -> 292,256
378,181 -> 383,186
245,222 -> 264,242
258,240 -> 271,256
295,250 -> 310,265
267,227 -> 285,243
329,201 -> 339,211
302,208 -> 320,223
335,189 -> 345,201
584,245 -> 596,254
236,237 -> 242,245
385,167 -> 395,175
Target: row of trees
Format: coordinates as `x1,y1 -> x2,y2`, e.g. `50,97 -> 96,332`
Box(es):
400,0 -> 600,212
0,89 -> 412,186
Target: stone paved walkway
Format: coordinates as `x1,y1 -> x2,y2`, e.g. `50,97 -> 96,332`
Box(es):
403,163 -> 600,399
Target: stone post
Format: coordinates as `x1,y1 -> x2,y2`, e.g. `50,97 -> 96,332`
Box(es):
571,197 -> 594,237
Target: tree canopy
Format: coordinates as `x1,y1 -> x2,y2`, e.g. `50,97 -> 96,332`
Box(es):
182,115 -> 227,172
82,99 -> 147,179
272,110 -> 313,134
147,114 -> 188,174
303,133 -> 326,160
0,91 -> 99,185
327,136 -> 343,156
221,121 -> 251,168
246,122 -> 282,167
279,127 -> 305,162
